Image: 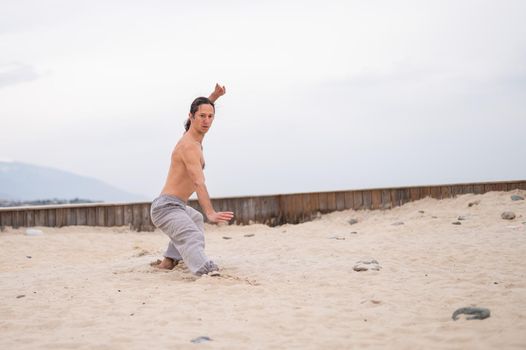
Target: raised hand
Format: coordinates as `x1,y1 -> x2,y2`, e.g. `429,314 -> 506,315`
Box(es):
209,83 -> 226,102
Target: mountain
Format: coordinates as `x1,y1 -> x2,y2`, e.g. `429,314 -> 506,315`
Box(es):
0,161 -> 147,202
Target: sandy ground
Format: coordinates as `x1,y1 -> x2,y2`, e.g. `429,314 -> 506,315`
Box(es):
1,190 -> 525,349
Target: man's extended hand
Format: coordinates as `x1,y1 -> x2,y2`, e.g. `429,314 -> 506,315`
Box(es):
209,83 -> 226,103
207,210 -> 234,224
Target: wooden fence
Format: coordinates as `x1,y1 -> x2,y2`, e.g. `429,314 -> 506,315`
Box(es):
1,180 -> 524,231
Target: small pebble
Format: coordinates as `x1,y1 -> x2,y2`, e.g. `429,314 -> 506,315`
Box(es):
392,221 -> 404,226
452,307 -> 490,320
329,236 -> 346,240
501,211 -> 516,220
511,195 -> 524,201
16,295 -> 25,299
222,236 -> 232,240
457,216 -> 466,221
350,231 -> 358,234
418,210 -> 425,214
353,259 -> 381,272
191,336 -> 212,344
468,200 -> 480,207
26,256 -> 32,259
452,221 -> 462,225
244,234 -> 255,237
432,216 -> 438,219
348,219 -> 358,225
130,313 -> 134,316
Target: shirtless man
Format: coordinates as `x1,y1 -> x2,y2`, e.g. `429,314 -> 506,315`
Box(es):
150,84 -> 234,275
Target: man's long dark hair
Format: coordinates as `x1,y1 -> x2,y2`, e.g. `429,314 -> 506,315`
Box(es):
184,97 -> 215,132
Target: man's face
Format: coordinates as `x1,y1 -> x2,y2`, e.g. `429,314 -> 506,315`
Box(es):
191,104 -> 215,134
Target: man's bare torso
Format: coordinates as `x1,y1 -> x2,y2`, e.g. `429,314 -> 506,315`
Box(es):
161,134 -> 205,202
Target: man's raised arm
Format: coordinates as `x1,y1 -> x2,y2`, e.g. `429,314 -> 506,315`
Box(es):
208,83 -> 226,103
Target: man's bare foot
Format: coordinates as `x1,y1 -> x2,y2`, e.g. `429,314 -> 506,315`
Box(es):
151,257 -> 179,270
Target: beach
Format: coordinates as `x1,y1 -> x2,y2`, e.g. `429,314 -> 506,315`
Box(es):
1,190 -> 525,349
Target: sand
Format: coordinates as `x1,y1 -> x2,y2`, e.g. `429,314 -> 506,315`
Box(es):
1,190 -> 525,349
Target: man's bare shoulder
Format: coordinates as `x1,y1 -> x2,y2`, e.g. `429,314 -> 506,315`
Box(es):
173,136 -> 201,158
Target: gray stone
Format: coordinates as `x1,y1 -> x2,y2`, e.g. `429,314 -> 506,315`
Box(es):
353,259 -> 381,272
348,218 -> 358,225
329,236 -> 346,240
511,195 -> 524,201
468,200 -> 480,207
501,211 -> 516,220
452,221 -> 462,225
418,210 -> 425,214
452,307 -> 490,320
222,236 -> 232,240
457,216 -> 467,221
244,234 -> 255,237
191,336 -> 212,344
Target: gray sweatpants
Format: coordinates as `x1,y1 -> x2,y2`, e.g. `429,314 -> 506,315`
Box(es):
150,194 -> 217,275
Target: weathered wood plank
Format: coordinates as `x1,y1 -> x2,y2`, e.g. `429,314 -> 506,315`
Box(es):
381,189 -> 392,209
318,192 -> 328,213
440,186 -> 452,199
362,191 -> 372,209
35,210 -> 47,226
371,190 -> 382,209
96,207 -> 105,226
141,204 -> 154,231
131,205 -> 141,231
409,188 -> 420,202
336,192 -> 345,211
473,184 -> 484,194
124,205 -> 133,226
115,206 -> 124,226
493,183 -> 506,191
343,191 -> 353,210
420,187 -> 431,199
245,197 -> 256,224
1,212 -> 12,227
390,189 -> 400,208
47,210 -> 56,227
67,208 -> 77,226
398,188 -> 410,205
327,192 -> 337,212
26,210 -> 34,227
87,208 -> 96,226
280,195 -> 293,224
76,208 -> 87,226
353,191 -> 363,210
302,193 -> 318,221
105,206 -> 115,227
14,211 -> 24,228
430,187 -> 441,199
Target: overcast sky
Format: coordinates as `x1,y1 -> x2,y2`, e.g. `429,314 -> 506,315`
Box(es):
1,0 -> 525,200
